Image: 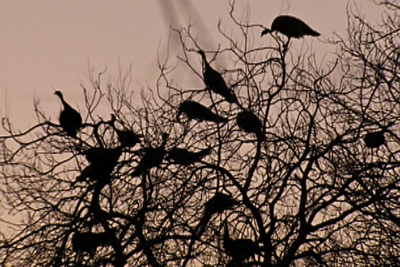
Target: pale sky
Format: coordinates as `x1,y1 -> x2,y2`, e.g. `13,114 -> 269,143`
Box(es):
0,0 -> 381,132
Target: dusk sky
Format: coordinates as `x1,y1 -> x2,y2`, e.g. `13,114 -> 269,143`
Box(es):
0,0 -> 381,132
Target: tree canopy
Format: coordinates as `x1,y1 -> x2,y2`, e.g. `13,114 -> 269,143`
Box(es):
1,1 -> 400,266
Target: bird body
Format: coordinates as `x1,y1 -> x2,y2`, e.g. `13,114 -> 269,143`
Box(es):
364,131 -> 385,148
177,101 -> 228,124
84,147 -> 122,171
198,50 -> 237,103
131,134 -> 168,177
196,193 -> 238,236
72,231 -> 111,253
237,111 -> 265,141
168,147 -> 211,166
109,114 -> 142,147
261,15 -> 320,38
223,225 -> 260,263
363,122 -> 394,148
75,147 -> 122,183
55,91 -> 82,138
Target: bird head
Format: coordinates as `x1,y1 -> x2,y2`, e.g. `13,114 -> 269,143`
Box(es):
108,114 -> 117,126
54,90 -> 64,100
197,50 -> 206,59
261,28 -> 272,36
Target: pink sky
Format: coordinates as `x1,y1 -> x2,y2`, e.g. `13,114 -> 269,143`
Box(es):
0,0 -> 380,132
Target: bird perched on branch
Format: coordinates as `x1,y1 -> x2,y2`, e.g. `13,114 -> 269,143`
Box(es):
177,100 -> 228,124
195,193 -> 239,236
168,147 -> 212,166
131,133 -> 168,177
198,50 -> 237,104
74,146 -> 122,184
72,231 -> 112,254
223,223 -> 261,264
236,110 -> 265,141
363,121 -> 395,148
109,114 -> 142,148
54,91 -> 82,138
261,15 -> 320,39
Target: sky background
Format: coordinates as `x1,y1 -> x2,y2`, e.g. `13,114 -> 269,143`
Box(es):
0,0 -> 383,133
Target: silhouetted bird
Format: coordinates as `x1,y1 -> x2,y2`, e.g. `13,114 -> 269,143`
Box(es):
237,111 -> 265,141
195,193 -> 239,236
223,223 -> 261,264
198,50 -> 237,103
55,91 -> 82,138
131,133 -> 168,177
109,114 -> 142,148
74,147 -> 122,183
84,147 -> 122,171
168,147 -> 212,166
363,122 -> 395,148
261,15 -> 320,38
177,100 -> 228,124
72,231 -> 111,254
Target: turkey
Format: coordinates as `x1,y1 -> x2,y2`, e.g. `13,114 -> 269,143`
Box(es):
54,91 -> 82,138
177,100 -> 228,124
261,15 -> 320,38
168,147 -> 211,166
131,133 -> 168,177
223,223 -> 261,264
195,193 -> 239,236
109,114 -> 142,148
74,147 -> 122,184
198,50 -> 237,103
72,231 -> 111,254
363,122 -> 395,148
236,111 -> 265,141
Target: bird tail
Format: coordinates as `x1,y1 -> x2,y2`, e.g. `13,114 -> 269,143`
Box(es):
224,92 -> 238,104
309,29 -> 320,36
213,114 -> 229,124
198,148 -> 212,158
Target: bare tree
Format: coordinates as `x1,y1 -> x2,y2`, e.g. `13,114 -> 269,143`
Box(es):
1,1 -> 400,266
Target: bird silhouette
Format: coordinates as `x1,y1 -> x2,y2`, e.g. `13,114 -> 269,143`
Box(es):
223,223 -> 261,264
54,91 -> 82,138
84,147 -> 122,170
109,114 -> 142,148
236,111 -> 265,141
177,100 -> 228,124
72,231 -> 111,254
74,147 -> 122,183
168,147 -> 211,166
261,15 -> 320,39
363,122 -> 395,148
195,193 -> 239,236
131,133 -> 168,177
198,50 -> 237,103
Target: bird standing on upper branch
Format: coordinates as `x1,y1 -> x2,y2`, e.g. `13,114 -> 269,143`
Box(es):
177,100 -> 228,124
237,110 -> 265,141
261,15 -> 320,39
54,91 -> 82,138
198,50 -> 238,104
131,133 -> 168,177
109,114 -> 142,148
75,146 -> 122,184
